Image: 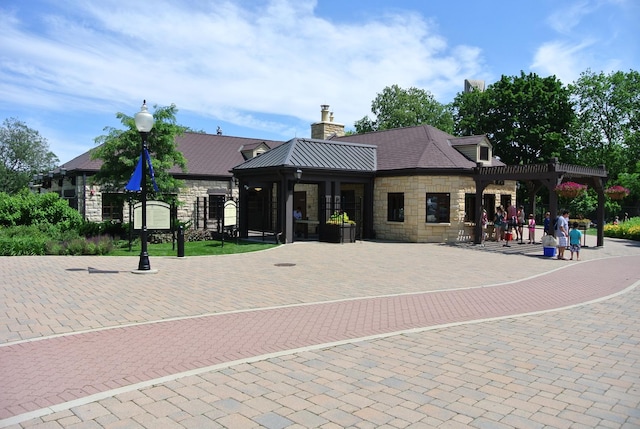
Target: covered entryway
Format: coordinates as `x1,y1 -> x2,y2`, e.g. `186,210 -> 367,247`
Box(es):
472,158 -> 608,246
232,138 -> 377,243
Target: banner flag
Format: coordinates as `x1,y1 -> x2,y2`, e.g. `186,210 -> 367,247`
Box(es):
125,154 -> 143,191
125,149 -> 159,192
145,148 -> 159,192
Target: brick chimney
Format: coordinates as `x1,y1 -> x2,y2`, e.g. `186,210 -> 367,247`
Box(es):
311,104 -> 345,139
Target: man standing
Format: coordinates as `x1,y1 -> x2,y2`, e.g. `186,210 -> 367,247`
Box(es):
555,210 -> 570,260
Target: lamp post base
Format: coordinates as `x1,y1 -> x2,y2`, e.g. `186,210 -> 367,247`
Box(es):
131,268 -> 159,275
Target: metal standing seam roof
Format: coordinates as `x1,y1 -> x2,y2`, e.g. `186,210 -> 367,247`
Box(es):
232,138 -> 377,171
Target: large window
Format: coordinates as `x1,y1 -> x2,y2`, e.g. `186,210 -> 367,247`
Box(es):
426,193 -> 450,223
387,193 -> 404,222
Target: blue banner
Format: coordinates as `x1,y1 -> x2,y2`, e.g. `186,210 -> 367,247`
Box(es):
125,149 -> 159,192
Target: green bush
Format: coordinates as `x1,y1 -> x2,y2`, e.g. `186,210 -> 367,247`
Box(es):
78,220 -> 127,238
603,217 -> 640,241
0,190 -> 83,231
0,225 -> 49,255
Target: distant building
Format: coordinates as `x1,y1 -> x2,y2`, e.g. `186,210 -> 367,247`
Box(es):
464,79 -> 485,93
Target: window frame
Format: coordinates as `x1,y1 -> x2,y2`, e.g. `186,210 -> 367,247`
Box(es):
426,193 -> 450,223
387,192 -> 404,222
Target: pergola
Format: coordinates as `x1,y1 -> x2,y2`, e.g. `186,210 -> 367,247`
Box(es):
472,158 -> 608,246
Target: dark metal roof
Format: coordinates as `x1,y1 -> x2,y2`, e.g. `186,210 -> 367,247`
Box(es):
233,138 -> 377,172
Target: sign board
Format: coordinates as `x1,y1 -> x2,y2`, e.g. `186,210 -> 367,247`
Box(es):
133,201 -> 171,230
224,200 -> 237,227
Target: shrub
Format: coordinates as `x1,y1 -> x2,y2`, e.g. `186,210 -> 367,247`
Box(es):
0,225 -> 49,255
0,190 -> 83,231
603,217 -> 640,241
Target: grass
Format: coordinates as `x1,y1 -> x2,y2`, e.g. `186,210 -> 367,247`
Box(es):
110,239 -> 278,257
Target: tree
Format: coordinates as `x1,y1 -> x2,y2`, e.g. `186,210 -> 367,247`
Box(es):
0,118 -> 59,194
91,103 -> 188,201
569,69 -> 640,179
452,72 -> 575,165
354,85 -> 454,134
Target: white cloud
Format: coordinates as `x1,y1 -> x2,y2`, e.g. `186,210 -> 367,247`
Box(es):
531,40 -> 595,84
0,0 -> 484,135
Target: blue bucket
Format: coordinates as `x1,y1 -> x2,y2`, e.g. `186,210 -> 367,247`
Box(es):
543,247 -> 556,257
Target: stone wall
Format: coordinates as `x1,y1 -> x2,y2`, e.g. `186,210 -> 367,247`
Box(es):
373,175 -> 515,243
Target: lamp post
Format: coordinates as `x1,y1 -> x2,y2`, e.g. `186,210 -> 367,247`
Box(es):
134,100 -> 154,271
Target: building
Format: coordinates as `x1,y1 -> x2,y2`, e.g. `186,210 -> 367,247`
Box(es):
36,105 -> 608,245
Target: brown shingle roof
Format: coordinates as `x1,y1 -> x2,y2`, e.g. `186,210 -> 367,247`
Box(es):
334,125 -> 502,170
61,132 -> 285,177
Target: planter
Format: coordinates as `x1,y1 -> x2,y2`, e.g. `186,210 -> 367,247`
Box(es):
321,223 -> 356,243
556,190 -> 583,199
605,186 -> 630,200
607,193 -> 627,200
555,182 -> 587,199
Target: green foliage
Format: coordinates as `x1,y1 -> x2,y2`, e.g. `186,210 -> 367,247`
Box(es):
452,72 -> 575,165
569,70 -> 640,179
0,190 -> 83,230
354,85 -> 454,134
0,118 -> 60,194
78,220 -> 128,238
91,103 -> 188,201
604,217 -> 640,241
0,225 -> 49,255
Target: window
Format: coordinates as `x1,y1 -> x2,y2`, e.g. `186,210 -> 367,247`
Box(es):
480,146 -> 490,161
426,193 -> 450,223
387,193 -> 404,222
102,193 -> 124,222
464,194 -> 476,222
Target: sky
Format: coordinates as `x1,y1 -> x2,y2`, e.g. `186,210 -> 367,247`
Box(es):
1,0 -> 638,165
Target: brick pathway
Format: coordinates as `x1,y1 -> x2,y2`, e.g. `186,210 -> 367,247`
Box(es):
1,250 -> 639,427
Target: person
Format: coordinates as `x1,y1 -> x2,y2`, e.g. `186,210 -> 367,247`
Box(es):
624,212 -> 630,222
494,206 -> 504,242
543,212 -> 551,235
613,216 -> 619,225
506,203 -> 517,239
293,207 -> 303,237
481,208 -> 488,246
527,213 -> 536,244
569,221 -> 582,261
555,210 -> 570,260
517,205 -> 525,243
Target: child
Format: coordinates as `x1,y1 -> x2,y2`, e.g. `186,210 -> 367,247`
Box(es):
527,214 -> 536,244
569,222 -> 582,261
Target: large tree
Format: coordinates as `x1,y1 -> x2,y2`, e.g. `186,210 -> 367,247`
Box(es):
453,72 -> 575,165
569,69 -> 640,179
91,103 -> 188,200
0,118 -> 59,194
354,85 -> 454,134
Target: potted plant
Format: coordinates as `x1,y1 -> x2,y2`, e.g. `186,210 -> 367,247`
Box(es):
554,181 -> 587,199
322,211 -> 357,243
604,185 -> 630,200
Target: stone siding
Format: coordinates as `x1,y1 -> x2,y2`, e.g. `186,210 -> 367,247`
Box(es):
373,176 -> 515,243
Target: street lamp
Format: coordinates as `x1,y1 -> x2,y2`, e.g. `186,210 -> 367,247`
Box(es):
134,100 -> 154,271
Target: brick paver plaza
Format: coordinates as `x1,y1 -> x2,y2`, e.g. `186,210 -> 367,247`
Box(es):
1,235 -> 639,428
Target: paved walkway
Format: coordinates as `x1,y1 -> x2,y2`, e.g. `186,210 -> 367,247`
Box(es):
1,236 -> 639,428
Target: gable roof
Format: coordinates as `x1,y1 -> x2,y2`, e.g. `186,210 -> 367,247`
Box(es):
333,125 -> 503,171
448,135 -> 491,148
233,138 -> 377,172
61,132 -> 285,177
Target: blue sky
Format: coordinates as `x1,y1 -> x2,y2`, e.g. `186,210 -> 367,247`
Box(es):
1,0 -> 638,165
